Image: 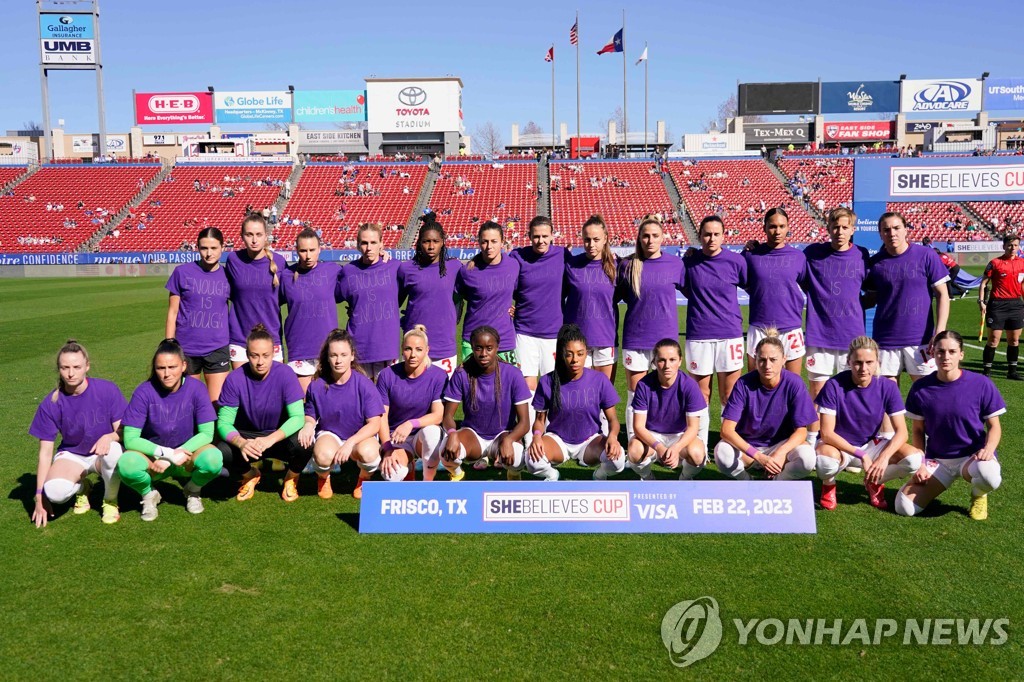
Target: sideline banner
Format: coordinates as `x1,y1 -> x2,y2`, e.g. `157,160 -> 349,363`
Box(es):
358,481 -> 817,534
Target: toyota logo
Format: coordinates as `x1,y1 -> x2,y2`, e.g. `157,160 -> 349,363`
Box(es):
399,87 -> 427,106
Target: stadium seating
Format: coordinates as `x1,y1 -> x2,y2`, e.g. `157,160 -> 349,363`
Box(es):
0,167 -> 29,190
283,163 -> 428,248
669,159 -> 822,244
964,201 -> 1024,236
425,162 -> 537,248
97,165 -> 291,252
776,157 -> 853,216
885,202 -> 988,242
0,165 -> 160,252
549,161 -> 681,246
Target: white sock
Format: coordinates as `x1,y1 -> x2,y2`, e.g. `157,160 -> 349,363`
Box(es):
680,457 -> 705,481
697,410 -> 710,457
382,463 -> 410,482
968,458 -> 1002,495
881,452 -> 922,483
599,450 -> 625,476
895,490 -> 922,517
440,440 -> 466,474
625,390 -> 635,442
628,454 -> 656,479
99,442 -> 123,501
525,455 -> 557,480
42,478 -> 80,504
359,453 -> 382,474
776,444 -> 815,481
713,441 -> 749,480
816,454 -> 841,485
806,431 -> 819,448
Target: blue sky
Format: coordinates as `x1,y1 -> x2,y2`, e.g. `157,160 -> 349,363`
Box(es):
5,0 -> 1021,144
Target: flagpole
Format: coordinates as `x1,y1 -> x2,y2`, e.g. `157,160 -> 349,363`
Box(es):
551,44 -> 556,154
644,41 -> 648,157
575,9 -> 580,159
622,9 -> 627,158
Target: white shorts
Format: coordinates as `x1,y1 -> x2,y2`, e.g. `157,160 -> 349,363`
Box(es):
806,346 -> 849,381
928,455 -> 998,489
387,427 -> 437,458
315,431 -> 347,449
636,430 -> 706,467
230,343 -> 283,363
364,360 -> 396,381
516,334 -> 557,377
288,359 -> 317,377
546,432 -> 601,465
879,346 -> 935,377
585,346 -> 616,368
52,449 -> 117,472
623,348 -> 655,372
817,437 -> 889,470
733,440 -> 803,466
454,428 -> 506,458
432,355 -> 458,378
747,326 -> 806,361
685,338 -> 744,375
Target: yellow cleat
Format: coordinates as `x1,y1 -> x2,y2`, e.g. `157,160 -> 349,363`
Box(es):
449,467 -> 466,482
969,493 -> 988,521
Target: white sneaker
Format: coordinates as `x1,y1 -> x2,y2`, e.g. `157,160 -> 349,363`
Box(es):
185,490 -> 204,515
594,467 -> 609,481
140,490 -> 161,522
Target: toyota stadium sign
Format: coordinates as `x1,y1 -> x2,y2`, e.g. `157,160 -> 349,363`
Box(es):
366,79 -> 463,134
743,122 -> 812,145
135,92 -> 214,125
900,78 -> 983,114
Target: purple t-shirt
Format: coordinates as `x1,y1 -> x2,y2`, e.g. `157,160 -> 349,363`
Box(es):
801,243 -> 869,349
304,372 -> 385,440
632,371 -> 708,435
563,253 -> 619,348
744,244 -> 806,331
29,378 -> 128,456
683,249 -> 748,341
376,363 -> 448,426
280,261 -> 342,361
336,258 -> 401,363
225,250 -> 288,346
865,244 -> 950,349
165,261 -> 230,356
219,362 -> 304,433
456,255 -> 520,351
532,368 -> 619,444
721,370 -> 817,448
398,259 -> 463,359
906,370 -> 1006,460
616,254 -> 686,350
511,245 -> 566,338
444,363 -> 531,439
816,371 -> 905,446
122,376 -> 217,449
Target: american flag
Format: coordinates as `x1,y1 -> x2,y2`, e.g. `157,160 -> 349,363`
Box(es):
569,21 -> 578,45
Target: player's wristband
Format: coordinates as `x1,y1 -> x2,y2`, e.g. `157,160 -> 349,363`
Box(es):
411,419 -> 420,429
533,430 -> 543,436
35,488 -> 44,496
744,445 -> 759,459
382,441 -> 396,453
852,449 -> 867,460
226,431 -> 240,443
446,428 -> 457,435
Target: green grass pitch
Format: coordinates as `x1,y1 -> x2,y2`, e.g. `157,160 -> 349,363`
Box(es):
1,276 -> 1020,680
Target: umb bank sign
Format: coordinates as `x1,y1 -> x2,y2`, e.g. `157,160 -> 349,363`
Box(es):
367,79 -> 463,134
40,13 -> 95,65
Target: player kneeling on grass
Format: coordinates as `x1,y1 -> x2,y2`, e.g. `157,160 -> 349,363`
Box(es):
118,339 -> 223,520
714,329 -> 817,481
527,324 -> 622,481
216,324 -> 310,503
898,331 -> 1005,521
298,329 -> 383,500
376,326 -> 447,483
814,336 -> 922,511
627,338 -> 708,481
29,339 -> 127,527
440,326 -> 531,481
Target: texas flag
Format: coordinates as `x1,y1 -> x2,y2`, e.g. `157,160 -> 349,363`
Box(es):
544,46 -> 554,62
597,28 -> 623,55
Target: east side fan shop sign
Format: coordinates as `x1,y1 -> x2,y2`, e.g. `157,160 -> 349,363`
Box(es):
823,121 -> 894,142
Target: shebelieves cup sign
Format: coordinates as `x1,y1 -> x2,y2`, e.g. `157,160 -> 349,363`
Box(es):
359,481 -> 817,534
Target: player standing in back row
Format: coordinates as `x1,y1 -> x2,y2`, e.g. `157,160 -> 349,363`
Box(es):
979,234 -> 1024,380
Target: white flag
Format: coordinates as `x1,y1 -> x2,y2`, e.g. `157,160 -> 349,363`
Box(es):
635,46 -> 648,65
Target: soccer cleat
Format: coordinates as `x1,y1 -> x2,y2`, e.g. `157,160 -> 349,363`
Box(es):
317,475 -> 333,500
865,480 -> 888,510
506,468 -> 522,481
140,490 -> 161,522
73,478 -> 92,514
1007,370 -> 1023,381
982,366 -> 992,376
594,467 -> 609,481
352,471 -> 372,499
281,476 -> 299,503
236,469 -> 261,502
820,483 -> 838,511
100,500 -> 120,524
969,493 -> 988,521
449,467 -> 466,482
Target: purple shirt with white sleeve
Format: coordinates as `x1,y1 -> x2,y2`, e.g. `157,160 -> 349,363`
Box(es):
815,371 -> 904,446
455,255 -> 520,352
683,249 -> 747,341
398,259 -> 463,359
721,370 -> 817,448
906,370 -> 1006,460
280,261 -> 341,361
304,372 -> 385,440
563,253 -> 619,349
122,376 -> 217,448
376,363 -> 448,426
511,245 -> 566,338
225,250 -> 288,346
218,362 -> 304,433
744,244 -> 806,330
632,371 -> 708,435
532,368 -> 619,445
165,261 -> 230,356
865,244 -> 950,349
444,363 -> 531,439
336,258 -> 401,364
616,254 -> 686,350
801,243 -> 869,349
29,378 -> 128,456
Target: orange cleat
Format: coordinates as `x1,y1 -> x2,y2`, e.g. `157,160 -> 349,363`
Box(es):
281,475 -> 299,503
236,469 -> 261,502
317,475 -> 333,499
820,483 -> 837,511
352,470 -> 371,499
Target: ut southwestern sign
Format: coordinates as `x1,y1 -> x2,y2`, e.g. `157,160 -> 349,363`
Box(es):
985,77 -> 1024,111
39,13 -> 96,64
